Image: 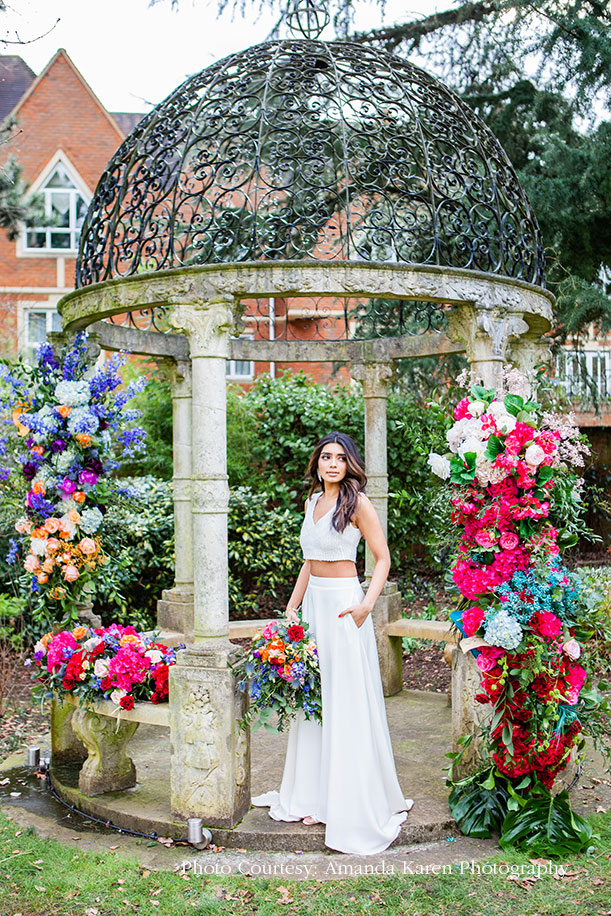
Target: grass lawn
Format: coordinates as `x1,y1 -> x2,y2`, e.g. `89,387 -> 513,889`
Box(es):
0,807 -> 609,916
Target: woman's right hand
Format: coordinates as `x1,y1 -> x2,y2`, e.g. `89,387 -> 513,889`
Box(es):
285,607 -> 300,624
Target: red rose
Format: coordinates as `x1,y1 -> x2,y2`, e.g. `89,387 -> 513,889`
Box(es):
287,624 -> 305,642
62,675 -> 76,690
100,676 -> 112,691
150,691 -> 161,704
120,695 -> 135,710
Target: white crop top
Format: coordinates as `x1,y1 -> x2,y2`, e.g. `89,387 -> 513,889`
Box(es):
299,491 -> 363,562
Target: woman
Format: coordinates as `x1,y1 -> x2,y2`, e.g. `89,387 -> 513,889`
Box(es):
251,431 -> 414,856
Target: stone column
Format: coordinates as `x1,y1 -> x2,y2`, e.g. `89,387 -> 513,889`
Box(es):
157,358 -> 194,641
351,360 -> 403,697
166,296 -> 250,828
446,303 -> 530,388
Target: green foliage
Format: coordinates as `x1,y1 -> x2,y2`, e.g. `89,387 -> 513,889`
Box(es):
89,476 -> 175,631
228,486 -> 303,616
115,359 -> 173,479
499,789 -> 595,857
0,592 -> 26,652
571,566 -> 611,679
447,764 -> 511,839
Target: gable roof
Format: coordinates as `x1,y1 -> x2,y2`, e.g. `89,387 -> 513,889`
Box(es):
111,111 -> 146,136
0,55 -> 36,122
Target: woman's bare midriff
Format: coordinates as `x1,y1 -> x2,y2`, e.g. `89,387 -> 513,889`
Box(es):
310,559 -> 358,577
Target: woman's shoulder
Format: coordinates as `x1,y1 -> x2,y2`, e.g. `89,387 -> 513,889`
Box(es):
355,491 -> 372,509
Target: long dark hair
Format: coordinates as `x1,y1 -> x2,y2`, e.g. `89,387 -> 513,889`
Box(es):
306,432 -> 367,533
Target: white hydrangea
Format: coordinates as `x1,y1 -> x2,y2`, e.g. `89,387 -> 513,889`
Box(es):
54,380 -> 91,407
484,608 -> 523,650
475,460 -> 509,487
446,417 -> 488,453
457,436 -> 487,461
55,450 -> 77,473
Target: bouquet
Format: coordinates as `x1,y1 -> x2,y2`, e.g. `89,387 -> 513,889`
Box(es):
28,623 -> 185,710
0,332 -> 147,622
236,616 -> 322,733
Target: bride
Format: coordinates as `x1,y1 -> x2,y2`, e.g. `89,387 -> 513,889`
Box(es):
251,431 -> 414,855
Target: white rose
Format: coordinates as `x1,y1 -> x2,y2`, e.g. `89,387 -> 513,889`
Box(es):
427,453 -> 451,479
110,689 -> 125,705
34,640 -> 46,655
145,649 -> 164,665
469,400 -> 486,418
94,658 -> 110,677
83,636 -> 103,653
524,444 -> 545,468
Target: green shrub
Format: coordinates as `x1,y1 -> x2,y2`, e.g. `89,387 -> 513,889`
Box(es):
228,486 -> 303,616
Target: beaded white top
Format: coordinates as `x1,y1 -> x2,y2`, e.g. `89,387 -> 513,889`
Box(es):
299,491 -> 362,561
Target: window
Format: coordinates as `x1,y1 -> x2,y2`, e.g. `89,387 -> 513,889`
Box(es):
556,348 -> 611,399
23,307 -> 62,363
24,163 -> 88,252
226,335 -> 254,381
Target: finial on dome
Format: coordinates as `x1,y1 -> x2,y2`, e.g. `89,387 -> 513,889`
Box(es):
286,0 -> 330,39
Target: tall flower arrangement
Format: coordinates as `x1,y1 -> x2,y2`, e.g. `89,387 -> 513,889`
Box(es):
0,333 -> 147,625
428,368 -> 609,855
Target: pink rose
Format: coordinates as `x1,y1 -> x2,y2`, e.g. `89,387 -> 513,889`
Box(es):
63,565 -> 80,582
79,538 -> 97,556
24,554 -> 40,573
475,529 -> 498,550
15,517 -> 32,534
562,638 -> 581,660
46,537 -> 61,553
476,646 -> 506,671
499,531 -> 519,550
462,606 -> 485,637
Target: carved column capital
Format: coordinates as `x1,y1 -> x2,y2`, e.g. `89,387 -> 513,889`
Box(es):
168,297 -> 238,359
446,303 -> 529,363
351,361 -> 395,397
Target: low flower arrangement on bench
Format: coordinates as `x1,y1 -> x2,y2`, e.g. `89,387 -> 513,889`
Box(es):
429,368 -> 610,856
236,617 -> 322,733
29,623 -> 185,710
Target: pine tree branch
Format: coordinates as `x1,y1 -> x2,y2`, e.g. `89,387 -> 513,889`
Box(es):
352,0 -> 504,49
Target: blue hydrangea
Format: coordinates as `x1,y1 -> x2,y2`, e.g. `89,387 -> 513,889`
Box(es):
483,607 -> 523,650
67,407 -> 99,435
79,507 -> 103,534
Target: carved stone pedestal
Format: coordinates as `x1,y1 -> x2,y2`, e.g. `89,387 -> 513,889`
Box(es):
370,580 -> 403,697
71,708 -> 139,796
50,696 -> 87,765
169,644 -> 250,827
157,586 -> 194,639
451,647 -> 493,777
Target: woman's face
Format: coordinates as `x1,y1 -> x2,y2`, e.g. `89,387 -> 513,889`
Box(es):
318,442 -> 348,484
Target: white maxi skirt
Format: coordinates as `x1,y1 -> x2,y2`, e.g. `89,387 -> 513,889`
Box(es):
251,573 -> 413,855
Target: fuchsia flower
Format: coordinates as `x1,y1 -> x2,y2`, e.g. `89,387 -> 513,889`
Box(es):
46,631 -> 78,673
462,606 -> 486,636
476,646 -> 506,671
108,645 -> 151,691
499,531 -> 519,550
530,610 -> 563,640
564,663 -> 587,704
475,529 -> 498,549
454,397 -> 472,420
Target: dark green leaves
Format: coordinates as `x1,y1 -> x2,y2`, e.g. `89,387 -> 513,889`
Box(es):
499,789 -> 595,857
450,452 -> 477,484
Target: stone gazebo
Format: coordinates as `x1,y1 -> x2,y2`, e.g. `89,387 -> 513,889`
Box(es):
56,24 -> 553,830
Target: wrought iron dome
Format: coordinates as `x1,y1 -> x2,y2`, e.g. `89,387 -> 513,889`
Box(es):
75,37 -> 545,288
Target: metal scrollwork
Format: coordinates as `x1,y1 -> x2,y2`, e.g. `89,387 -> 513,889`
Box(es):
76,39 -> 544,289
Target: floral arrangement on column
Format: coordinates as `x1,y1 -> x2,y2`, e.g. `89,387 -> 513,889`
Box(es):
0,332 -> 147,627
428,368 -> 610,856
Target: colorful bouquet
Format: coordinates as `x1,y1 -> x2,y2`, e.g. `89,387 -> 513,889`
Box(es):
428,368 -> 608,855
236,616 -> 322,733
28,623 -> 185,709
0,332 -> 147,620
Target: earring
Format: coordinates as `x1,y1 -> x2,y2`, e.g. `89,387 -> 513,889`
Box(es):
317,470 -> 322,481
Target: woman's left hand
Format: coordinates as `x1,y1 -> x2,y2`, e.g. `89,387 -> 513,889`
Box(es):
338,603 -> 371,629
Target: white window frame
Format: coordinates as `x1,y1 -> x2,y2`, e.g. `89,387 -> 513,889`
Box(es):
19,303 -> 63,363
18,151 -> 91,258
555,347 -> 611,399
226,334 -> 255,381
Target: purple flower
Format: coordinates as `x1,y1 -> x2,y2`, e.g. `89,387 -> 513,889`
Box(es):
51,439 -> 67,453
98,418 -> 109,431
78,469 -> 98,487
60,477 -> 77,494
27,491 -> 56,518
86,457 -> 104,475
22,464 -> 37,480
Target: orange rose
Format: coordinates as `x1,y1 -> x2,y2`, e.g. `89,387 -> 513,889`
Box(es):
72,626 -> 89,640
49,587 -> 66,600
78,537 -> 97,556
32,480 -> 46,495
119,634 -> 142,648
72,491 -> 86,503
41,632 -> 53,647
57,405 -> 71,418
67,510 -> 80,525
59,530 -> 71,539
46,537 -> 61,552
42,558 -> 55,573
44,517 -> 61,534
75,433 -> 91,447
63,565 -> 79,582
36,572 -> 49,584
31,445 -> 44,456
32,527 -> 48,540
